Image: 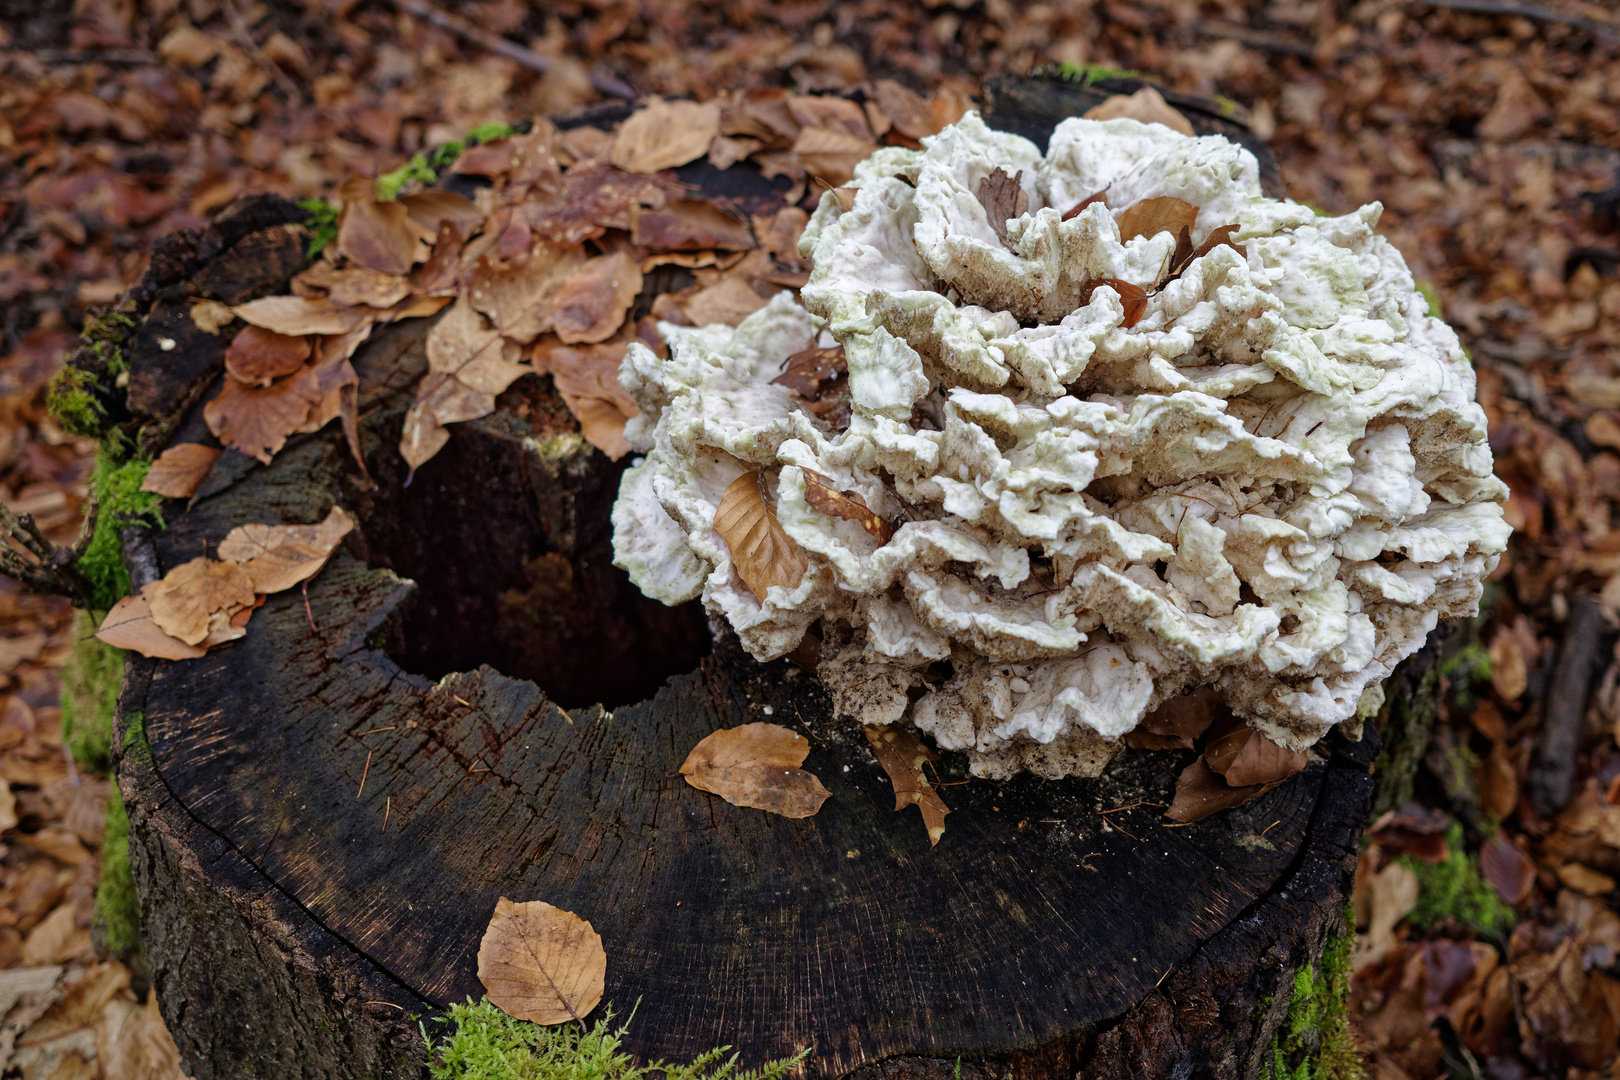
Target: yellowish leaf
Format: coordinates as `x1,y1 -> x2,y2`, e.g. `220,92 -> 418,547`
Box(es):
863,725 -> 949,845
140,444 -> 223,499
216,506 -> 355,594
713,470 -> 808,601
95,588 -> 207,660
477,897 -> 606,1026
679,722 -> 831,818
232,295 -> 370,336
148,557 -> 257,646
611,98 -> 720,173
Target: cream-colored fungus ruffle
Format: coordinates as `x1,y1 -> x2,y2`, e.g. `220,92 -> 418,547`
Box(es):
611,111 -> 1509,781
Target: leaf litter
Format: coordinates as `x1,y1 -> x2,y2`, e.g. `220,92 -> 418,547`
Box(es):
678,722 -> 830,819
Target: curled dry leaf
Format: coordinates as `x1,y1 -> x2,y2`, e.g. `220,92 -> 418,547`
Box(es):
631,198 -> 755,252
1125,686 -> 1220,751
149,556 -> 257,646
399,189 -> 485,239
786,96 -> 873,142
1203,711 -> 1308,787
1165,756 -> 1266,823
803,470 -> 892,543
224,325 -> 311,386
1114,195 -> 1199,244
679,721 -> 831,818
325,267 -> 412,309
216,506 -> 355,594
976,167 -> 1028,245
713,470 -> 808,601
204,364 -> 323,463
871,79 -> 936,140
95,586 -> 207,660
427,297 -> 532,394
140,443 -> 223,499
772,344 -> 845,400
337,176 -> 418,275
611,98 -> 721,174
863,725 -> 949,845
1481,832 -> 1536,907
233,295 -> 370,336
1082,278 -> 1148,328
521,166 -> 678,244
188,299 -> 235,335
477,897 -> 606,1026
552,252 -> 643,345
469,241 -> 587,344
541,343 -> 640,461
1082,86 -> 1195,137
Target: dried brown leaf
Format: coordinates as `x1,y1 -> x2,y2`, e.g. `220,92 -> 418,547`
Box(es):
412,221 -> 470,297
679,722 -> 831,818
140,443 -> 222,499
611,98 -> 720,173
1193,223 -> 1245,261
977,168 -> 1028,245
1081,277 -> 1149,328
803,469 -> 892,543
863,725 -> 949,845
337,176 -> 418,274
872,79 -> 936,140
682,276 -> 768,327
1126,686 -> 1221,750
224,325 -> 311,386
772,344 -> 845,399
95,587 -> 207,660
468,242 -> 588,344
1166,756 -> 1268,822
426,297 -> 532,393
786,96 -> 873,141
1221,730 -> 1307,787
552,252 -> 643,345
714,470 -> 808,601
1480,832 -> 1535,907
398,189 -> 485,239
149,557 -> 256,646
632,198 -> 755,251
188,299 -> 235,335
477,897 -> 606,1026
521,165 -> 678,244
204,364 -> 322,463
323,267 -> 412,309
216,506 -> 355,594
1115,195 -> 1199,244
1489,628 -> 1528,700
232,295 -> 371,336
791,127 -> 877,186
1083,87 -> 1195,137
1062,189 -> 1108,221
707,134 -> 762,170
541,343 -> 639,461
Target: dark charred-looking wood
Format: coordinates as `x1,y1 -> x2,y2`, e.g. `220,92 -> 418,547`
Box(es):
1526,594 -> 1607,816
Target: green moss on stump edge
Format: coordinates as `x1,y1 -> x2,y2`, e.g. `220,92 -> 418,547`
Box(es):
1266,910 -> 1363,1080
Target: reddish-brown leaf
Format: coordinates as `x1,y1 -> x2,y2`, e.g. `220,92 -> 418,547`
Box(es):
204,364 -> 323,463
1125,686 -> 1222,751
1220,729 -> 1307,788
94,586 -> 207,660
140,443 -> 223,499
399,189 -> 485,239
551,252 -> 643,345
631,198 -> 755,251
871,79 -> 937,140
224,325 -> 311,386
803,469 -> 892,543
540,342 -> 640,461
1165,756 -> 1267,822
682,276 -> 769,327
232,295 -> 371,337
678,722 -> 830,818
864,725 -> 949,845
977,167 -> 1029,244
713,470 -> 808,601
1115,195 -> 1199,243
1480,832 -> 1536,907
216,506 -> 355,595
771,344 -> 845,399
792,127 -> 878,187
1061,189 -> 1108,221
1082,277 -> 1149,327
336,177 -> 418,275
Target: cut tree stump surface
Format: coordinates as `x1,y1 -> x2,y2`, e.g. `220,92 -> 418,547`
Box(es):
107,85 -> 1378,1080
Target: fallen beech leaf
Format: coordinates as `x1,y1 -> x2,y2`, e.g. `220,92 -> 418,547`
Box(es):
542,343 -> 639,460
95,587 -> 207,660
1083,86 -> 1195,137
468,242 -> 588,344
1555,862 -> 1615,896
400,373 -> 499,471
708,134 -> 762,170
232,295 -> 370,336
204,364 -> 322,463
1062,189 -> 1107,221
1489,628 -> 1527,700
552,252 -> 642,345
478,897 -> 606,1026
0,780 -> 14,833
792,126 -> 877,186
399,189 -> 485,239
1193,223 -> 1245,261
772,344 -> 845,399
188,299 -> 235,335
1082,277 -> 1148,328
323,267 -> 412,309
412,221 -> 469,297
1221,729 -> 1307,787
864,725 -> 949,845
337,176 -> 417,274
679,721 -> 831,818
1115,195 -> 1199,244
427,298 -> 532,394
714,470 -> 808,601
612,98 -> 721,173
1480,832 -> 1535,907
1356,860 -> 1419,967
520,165 -> 678,244
224,325 -> 311,386
755,206 -> 810,268
787,96 -> 873,141
683,276 -> 768,327
149,556 -> 257,646
217,506 -> 355,594
631,198 -> 755,251
977,167 -> 1028,245
1165,756 -> 1266,822
872,79 -> 936,140
1125,686 -> 1221,750
803,469 -> 892,543
140,443 -> 223,499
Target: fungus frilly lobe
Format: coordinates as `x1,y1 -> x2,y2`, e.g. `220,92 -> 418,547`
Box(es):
610,111 -> 1509,781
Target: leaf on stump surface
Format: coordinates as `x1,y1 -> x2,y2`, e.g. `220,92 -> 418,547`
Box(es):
976,167 -> 1028,245
1202,711 -> 1307,787
203,363 -> 323,463
678,722 -> 831,818
426,297 -> 532,393
611,98 -> 720,173
713,470 -> 808,601
1114,195 -> 1199,244
326,266 -> 413,309
791,126 -> 877,187
216,506 -> 354,594
631,198 -> 755,251
520,165 -> 677,244
400,373 -> 498,472
1082,87 -> 1195,137
551,252 -> 642,345
224,324 -> 311,386
802,469 -> 892,543
188,299 -> 235,335
148,556 -> 257,646
863,725 -> 949,845
232,295 -> 371,336
1165,755 -> 1266,823
94,586 -> 206,660
139,443 -> 222,499
682,276 -> 768,327
477,897 -> 606,1026
1125,685 -> 1221,750
772,344 -> 845,399
539,342 -> 640,460
336,176 -> 418,274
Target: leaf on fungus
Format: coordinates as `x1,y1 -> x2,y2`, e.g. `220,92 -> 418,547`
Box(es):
1114,195 -> 1199,244
95,587 -> 207,660
232,295 -> 371,336
336,176 -> 418,274
611,98 -> 721,174
148,556 -> 257,646
803,470 -> 893,543
682,276 -> 769,327
477,897 -> 606,1026
678,722 -> 831,818
1125,686 -> 1221,751
140,443 -> 223,499
1193,223 -> 1245,261
864,725 -> 949,845
1081,277 -> 1149,328
551,251 -> 643,345
1061,189 -> 1107,221
1203,712 -> 1307,787
772,344 -> 845,399
224,325 -> 311,386
976,167 -> 1028,245
632,198 -> 755,251
204,364 -> 323,463
1165,756 -> 1266,823
713,470 -> 808,601
1082,87 -> 1195,137
216,506 -> 355,594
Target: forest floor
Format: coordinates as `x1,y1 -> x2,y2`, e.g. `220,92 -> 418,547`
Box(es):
3,1 -> 1620,1078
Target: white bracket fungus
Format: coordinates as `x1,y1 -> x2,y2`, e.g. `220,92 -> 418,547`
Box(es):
611,111 -> 1509,781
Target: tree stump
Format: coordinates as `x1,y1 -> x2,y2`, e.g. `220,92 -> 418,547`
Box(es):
100,81 -> 1395,1080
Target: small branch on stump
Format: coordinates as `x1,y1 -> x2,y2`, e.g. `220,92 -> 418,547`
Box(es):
1526,594 -> 1606,816
0,490 -> 99,606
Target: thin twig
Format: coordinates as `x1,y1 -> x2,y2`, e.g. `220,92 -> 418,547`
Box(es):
223,0 -> 304,105
358,726 -> 397,736
357,749 -> 372,797
382,796 -> 391,832
389,0 -> 639,99
302,581 -> 317,631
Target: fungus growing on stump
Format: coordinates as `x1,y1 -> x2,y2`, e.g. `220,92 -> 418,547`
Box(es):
613,111 -> 1509,781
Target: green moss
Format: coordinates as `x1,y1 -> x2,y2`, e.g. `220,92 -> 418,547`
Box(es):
424,999 -> 809,1080
121,708 -> 152,767
1044,62 -> 1145,85
1212,94 -> 1239,117
1401,825 -> 1516,938
299,197 -> 340,258
466,122 -> 520,145
1415,281 -> 1443,319
80,442 -> 163,610
61,612 -> 124,772
376,154 -> 440,201
94,784 -> 141,957
1268,910 -> 1363,1080
47,366 -> 109,439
